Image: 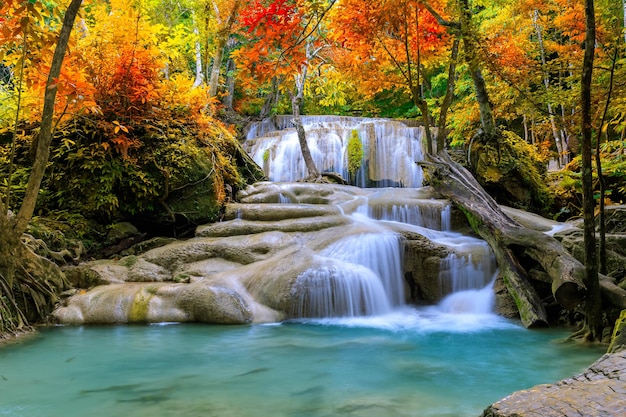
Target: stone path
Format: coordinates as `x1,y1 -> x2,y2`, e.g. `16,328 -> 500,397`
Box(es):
481,351 -> 626,417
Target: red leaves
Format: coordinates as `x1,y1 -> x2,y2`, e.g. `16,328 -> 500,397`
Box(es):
239,0 -> 299,33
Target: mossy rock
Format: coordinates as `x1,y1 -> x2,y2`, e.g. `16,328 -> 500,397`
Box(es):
468,130 -> 553,214
609,310 -> 626,353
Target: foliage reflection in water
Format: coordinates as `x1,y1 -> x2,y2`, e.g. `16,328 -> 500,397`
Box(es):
0,311 -> 603,417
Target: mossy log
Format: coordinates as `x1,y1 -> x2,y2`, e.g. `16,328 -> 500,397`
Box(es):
425,152 -> 587,327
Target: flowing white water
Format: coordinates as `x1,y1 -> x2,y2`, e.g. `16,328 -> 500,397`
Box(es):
321,232 -> 405,306
290,232 -> 405,318
245,116 -> 424,187
247,116 -> 502,319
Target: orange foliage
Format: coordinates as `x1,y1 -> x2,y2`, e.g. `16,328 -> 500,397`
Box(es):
329,0 -> 450,98
233,0 -> 308,89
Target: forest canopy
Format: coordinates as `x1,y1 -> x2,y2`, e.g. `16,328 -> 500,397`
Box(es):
1,0 -> 625,226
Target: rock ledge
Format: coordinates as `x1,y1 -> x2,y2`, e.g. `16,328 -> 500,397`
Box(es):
481,351 -> 626,417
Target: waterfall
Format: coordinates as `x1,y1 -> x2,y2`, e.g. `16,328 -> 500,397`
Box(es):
247,116 -> 498,319
290,262 -> 392,318
245,116 -> 425,188
364,202 -> 452,231
321,233 -> 405,306
437,277 -> 496,315
437,240 -> 498,314
290,232 -> 404,318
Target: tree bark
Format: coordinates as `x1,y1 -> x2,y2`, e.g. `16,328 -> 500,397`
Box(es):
1,0 -> 81,337
14,0 -> 83,236
208,0 -> 240,98
224,58 -> 236,111
292,87 -> 320,180
458,0 -> 496,136
422,0 -> 496,137
580,0 -> 602,341
290,41 -> 320,180
425,152 -> 588,327
192,25 -> 204,88
436,38 -> 459,152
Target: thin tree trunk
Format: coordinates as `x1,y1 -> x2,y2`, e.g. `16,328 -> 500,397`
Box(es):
192,26 -> 204,88
595,47 -> 617,275
224,58 -> 236,111
15,0 -> 83,236
523,114 -> 529,143
533,10 -> 565,167
1,0 -> 81,336
458,0 -> 496,136
208,35 -> 226,96
411,5 -> 434,154
436,38 -> 459,153
580,0 -> 602,341
208,0 -> 240,98
292,60 -> 320,180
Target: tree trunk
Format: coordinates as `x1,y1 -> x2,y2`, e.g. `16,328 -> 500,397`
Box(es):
292,90 -> 320,180
580,0 -> 602,341
14,0 -> 83,236
290,42 -> 320,180
1,0 -> 81,337
425,152 -> 588,327
436,38 -> 459,152
208,0 -> 240,98
533,10 -> 565,167
224,58 -> 236,111
413,94 -> 434,154
208,34 -> 226,96
458,0 -> 496,136
192,26 -> 204,88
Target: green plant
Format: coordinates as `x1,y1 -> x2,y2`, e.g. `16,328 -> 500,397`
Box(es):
347,129 -> 364,174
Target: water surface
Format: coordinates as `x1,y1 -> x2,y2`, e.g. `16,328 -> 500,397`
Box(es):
0,310 -> 603,417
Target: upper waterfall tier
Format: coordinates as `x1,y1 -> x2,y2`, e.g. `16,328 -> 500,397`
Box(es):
244,116 -> 425,188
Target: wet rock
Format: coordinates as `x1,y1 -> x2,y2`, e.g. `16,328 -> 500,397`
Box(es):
480,351 -> 626,417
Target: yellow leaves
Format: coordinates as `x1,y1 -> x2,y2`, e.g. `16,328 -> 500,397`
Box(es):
112,121 -> 129,134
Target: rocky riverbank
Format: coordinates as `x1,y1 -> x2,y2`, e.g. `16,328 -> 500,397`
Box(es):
481,350 -> 626,417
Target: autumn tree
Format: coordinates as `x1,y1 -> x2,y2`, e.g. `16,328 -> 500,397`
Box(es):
0,0 -> 82,337
578,0 -> 602,341
207,0 -> 242,97
235,0 -> 339,179
330,0 -> 455,153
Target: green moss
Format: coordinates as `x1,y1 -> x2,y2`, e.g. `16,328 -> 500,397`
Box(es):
263,148 -> 270,163
128,289 -> 152,322
459,206 -> 482,235
118,255 -> 138,268
347,129 -> 364,174
173,273 -> 191,283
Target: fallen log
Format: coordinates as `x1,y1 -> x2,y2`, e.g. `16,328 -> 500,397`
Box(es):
424,152 -> 587,327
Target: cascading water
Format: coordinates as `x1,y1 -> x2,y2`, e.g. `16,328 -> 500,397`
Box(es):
245,116 -> 424,187
290,232 -> 404,318
245,116 -> 498,319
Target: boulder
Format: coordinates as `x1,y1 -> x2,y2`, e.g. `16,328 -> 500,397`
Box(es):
481,351 -> 626,417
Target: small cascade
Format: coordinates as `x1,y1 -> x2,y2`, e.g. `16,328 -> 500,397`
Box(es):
438,274 -> 497,315
321,233 -> 405,306
441,204 -> 452,231
290,262 -> 392,318
365,202 -> 452,231
245,116 -> 424,188
435,239 -> 498,314
438,240 -> 496,293
290,232 -> 405,318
